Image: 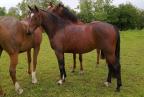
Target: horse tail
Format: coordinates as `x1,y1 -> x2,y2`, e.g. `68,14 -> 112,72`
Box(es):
114,26 -> 120,63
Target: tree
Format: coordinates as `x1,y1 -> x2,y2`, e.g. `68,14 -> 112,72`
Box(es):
17,0 -> 59,18
117,3 -> 139,30
7,7 -> 20,18
137,10 -> 144,29
78,0 -> 113,22
0,7 -> 6,16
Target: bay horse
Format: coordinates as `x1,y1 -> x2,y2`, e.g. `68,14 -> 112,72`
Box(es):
47,3 -> 101,73
0,16 -> 42,94
28,6 -> 122,92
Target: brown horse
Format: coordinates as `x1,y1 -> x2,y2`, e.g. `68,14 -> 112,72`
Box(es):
28,6 -> 122,92
47,3 -> 101,73
21,17 -> 43,76
0,16 -> 42,94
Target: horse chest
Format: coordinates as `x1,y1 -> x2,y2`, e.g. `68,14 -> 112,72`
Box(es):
19,36 -> 34,52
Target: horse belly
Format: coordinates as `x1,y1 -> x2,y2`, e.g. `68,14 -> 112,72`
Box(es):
64,33 -> 96,53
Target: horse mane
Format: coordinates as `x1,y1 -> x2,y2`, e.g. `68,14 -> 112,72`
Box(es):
61,6 -> 78,23
39,8 -> 69,32
39,9 -> 63,24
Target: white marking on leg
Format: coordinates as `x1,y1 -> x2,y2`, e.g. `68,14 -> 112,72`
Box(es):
79,70 -> 84,75
62,74 -> 65,81
15,82 -> 23,94
57,79 -> 63,85
104,82 -> 109,87
32,72 -> 37,84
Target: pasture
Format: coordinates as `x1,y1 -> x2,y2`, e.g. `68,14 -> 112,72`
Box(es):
0,30 -> 144,97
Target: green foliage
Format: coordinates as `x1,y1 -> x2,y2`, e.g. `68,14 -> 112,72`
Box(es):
117,3 -> 138,30
17,0 -> 59,18
78,0 -> 144,30
0,7 -> 6,16
136,10 -> 144,30
7,7 -> 20,18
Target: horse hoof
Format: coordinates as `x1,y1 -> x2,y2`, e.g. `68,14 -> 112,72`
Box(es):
16,88 -> 23,95
104,82 -> 110,87
115,88 -> 120,92
32,78 -> 38,84
57,80 -> 63,85
79,71 -> 84,75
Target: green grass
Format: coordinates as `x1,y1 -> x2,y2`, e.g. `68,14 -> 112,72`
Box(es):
0,30 -> 144,97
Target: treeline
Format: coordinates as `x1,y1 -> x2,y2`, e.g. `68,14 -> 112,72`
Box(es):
0,0 -> 144,30
78,0 -> 144,30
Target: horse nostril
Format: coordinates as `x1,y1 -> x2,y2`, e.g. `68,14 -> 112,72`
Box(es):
26,30 -> 32,35
27,32 -> 32,35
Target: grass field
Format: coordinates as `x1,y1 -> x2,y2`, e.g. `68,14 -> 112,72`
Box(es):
0,30 -> 144,97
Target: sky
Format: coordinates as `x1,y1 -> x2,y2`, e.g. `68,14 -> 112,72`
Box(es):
0,0 -> 144,11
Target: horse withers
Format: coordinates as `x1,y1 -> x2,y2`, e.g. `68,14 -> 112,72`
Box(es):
0,16 -> 43,94
28,6 -> 122,92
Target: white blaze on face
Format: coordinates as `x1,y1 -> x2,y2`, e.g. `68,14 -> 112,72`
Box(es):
30,13 -> 34,18
48,6 -> 51,9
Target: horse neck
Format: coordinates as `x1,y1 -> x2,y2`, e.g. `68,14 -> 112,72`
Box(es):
40,11 -> 66,38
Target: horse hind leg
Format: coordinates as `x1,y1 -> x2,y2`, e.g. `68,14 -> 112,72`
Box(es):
96,49 -> 100,65
79,54 -> 84,74
9,53 -> 23,94
71,53 -> 76,73
104,53 -> 122,92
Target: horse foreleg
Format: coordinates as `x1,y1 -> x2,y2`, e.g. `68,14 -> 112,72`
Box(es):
27,49 -> 31,75
9,53 -> 23,94
79,54 -> 84,74
71,53 -> 76,73
55,51 -> 66,85
31,47 -> 40,84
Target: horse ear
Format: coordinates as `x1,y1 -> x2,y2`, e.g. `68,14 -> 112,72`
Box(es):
28,5 -> 33,12
34,5 -> 39,12
59,3 -> 64,7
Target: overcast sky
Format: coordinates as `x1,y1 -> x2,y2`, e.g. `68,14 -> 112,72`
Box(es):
0,0 -> 144,10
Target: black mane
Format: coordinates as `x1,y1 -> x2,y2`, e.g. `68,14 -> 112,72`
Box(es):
62,6 -> 78,22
